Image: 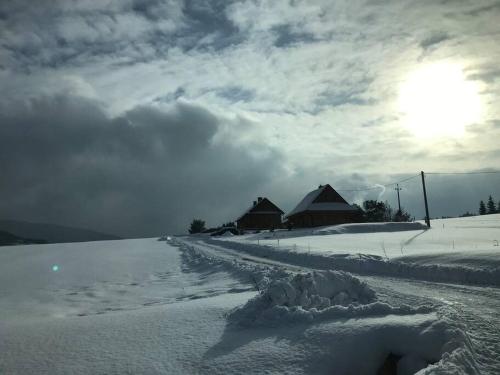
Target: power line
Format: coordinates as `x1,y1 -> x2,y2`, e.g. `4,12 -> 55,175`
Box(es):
336,174 -> 420,192
426,170 -> 500,175
336,186 -> 382,192
331,169 -> 500,229
336,170 -> 500,192
392,174 -> 421,185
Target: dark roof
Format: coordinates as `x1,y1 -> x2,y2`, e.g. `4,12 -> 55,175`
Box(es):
285,184 -> 356,218
236,198 -> 284,221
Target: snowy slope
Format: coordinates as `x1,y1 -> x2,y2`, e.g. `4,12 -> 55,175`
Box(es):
212,215 -> 500,286
0,238 -> 251,320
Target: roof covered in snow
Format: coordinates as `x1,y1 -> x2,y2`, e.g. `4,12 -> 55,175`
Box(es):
236,197 -> 284,221
285,184 -> 357,218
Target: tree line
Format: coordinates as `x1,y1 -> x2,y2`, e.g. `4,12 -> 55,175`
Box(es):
352,200 -> 412,223
479,195 -> 500,215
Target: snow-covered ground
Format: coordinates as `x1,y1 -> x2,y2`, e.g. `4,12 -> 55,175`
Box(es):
223,215 -> 500,262
1,215 -> 499,374
211,215 -> 500,286
0,239 -> 256,374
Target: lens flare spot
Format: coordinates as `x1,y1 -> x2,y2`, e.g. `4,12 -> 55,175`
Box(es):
52,265 -> 59,272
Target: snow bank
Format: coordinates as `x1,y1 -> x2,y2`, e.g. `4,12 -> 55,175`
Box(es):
395,251 -> 500,270
176,238 -> 287,292
314,222 -> 429,235
207,238 -> 500,286
415,314 -> 479,375
243,222 -> 428,240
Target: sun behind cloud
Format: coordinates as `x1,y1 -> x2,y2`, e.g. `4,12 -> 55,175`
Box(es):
398,62 -> 482,138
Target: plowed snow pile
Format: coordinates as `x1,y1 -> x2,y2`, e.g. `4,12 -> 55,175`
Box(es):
229,270 -> 378,325
222,269 -> 477,374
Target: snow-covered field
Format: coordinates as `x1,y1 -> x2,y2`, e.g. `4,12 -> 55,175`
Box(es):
223,215 -> 500,264
212,215 -> 500,285
0,239 -> 256,374
1,215 -> 500,374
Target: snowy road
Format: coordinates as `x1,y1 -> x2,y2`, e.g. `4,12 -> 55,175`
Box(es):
367,276 -> 500,374
178,236 -> 500,373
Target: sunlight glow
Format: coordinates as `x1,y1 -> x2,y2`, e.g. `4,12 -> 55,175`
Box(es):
398,62 -> 482,138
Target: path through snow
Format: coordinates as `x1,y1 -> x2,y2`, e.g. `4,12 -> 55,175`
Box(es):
177,235 -> 500,373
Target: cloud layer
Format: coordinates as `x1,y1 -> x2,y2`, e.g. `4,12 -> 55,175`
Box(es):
0,96 -> 289,236
2,0 -> 500,235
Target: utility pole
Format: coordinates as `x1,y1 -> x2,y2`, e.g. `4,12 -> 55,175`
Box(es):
394,183 -> 402,212
421,171 -> 431,227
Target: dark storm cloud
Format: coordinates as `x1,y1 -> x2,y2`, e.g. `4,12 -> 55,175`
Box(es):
0,95 -> 287,237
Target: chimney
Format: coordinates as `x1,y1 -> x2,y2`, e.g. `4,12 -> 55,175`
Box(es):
253,201 -> 257,206
258,197 -> 263,202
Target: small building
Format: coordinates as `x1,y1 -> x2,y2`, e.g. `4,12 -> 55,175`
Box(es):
236,197 -> 284,230
285,184 -> 359,227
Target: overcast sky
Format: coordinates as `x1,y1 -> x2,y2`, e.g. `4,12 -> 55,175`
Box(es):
2,0 -> 500,237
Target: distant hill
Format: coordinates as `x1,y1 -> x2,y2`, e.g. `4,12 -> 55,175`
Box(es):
0,230 -> 47,246
0,220 -> 121,244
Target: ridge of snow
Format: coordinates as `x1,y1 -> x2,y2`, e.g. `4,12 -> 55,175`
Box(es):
205,237 -> 500,286
314,222 -> 429,235
243,222 -> 428,241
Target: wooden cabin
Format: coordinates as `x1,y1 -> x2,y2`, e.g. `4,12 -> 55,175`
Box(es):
236,197 -> 284,230
285,184 -> 359,227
